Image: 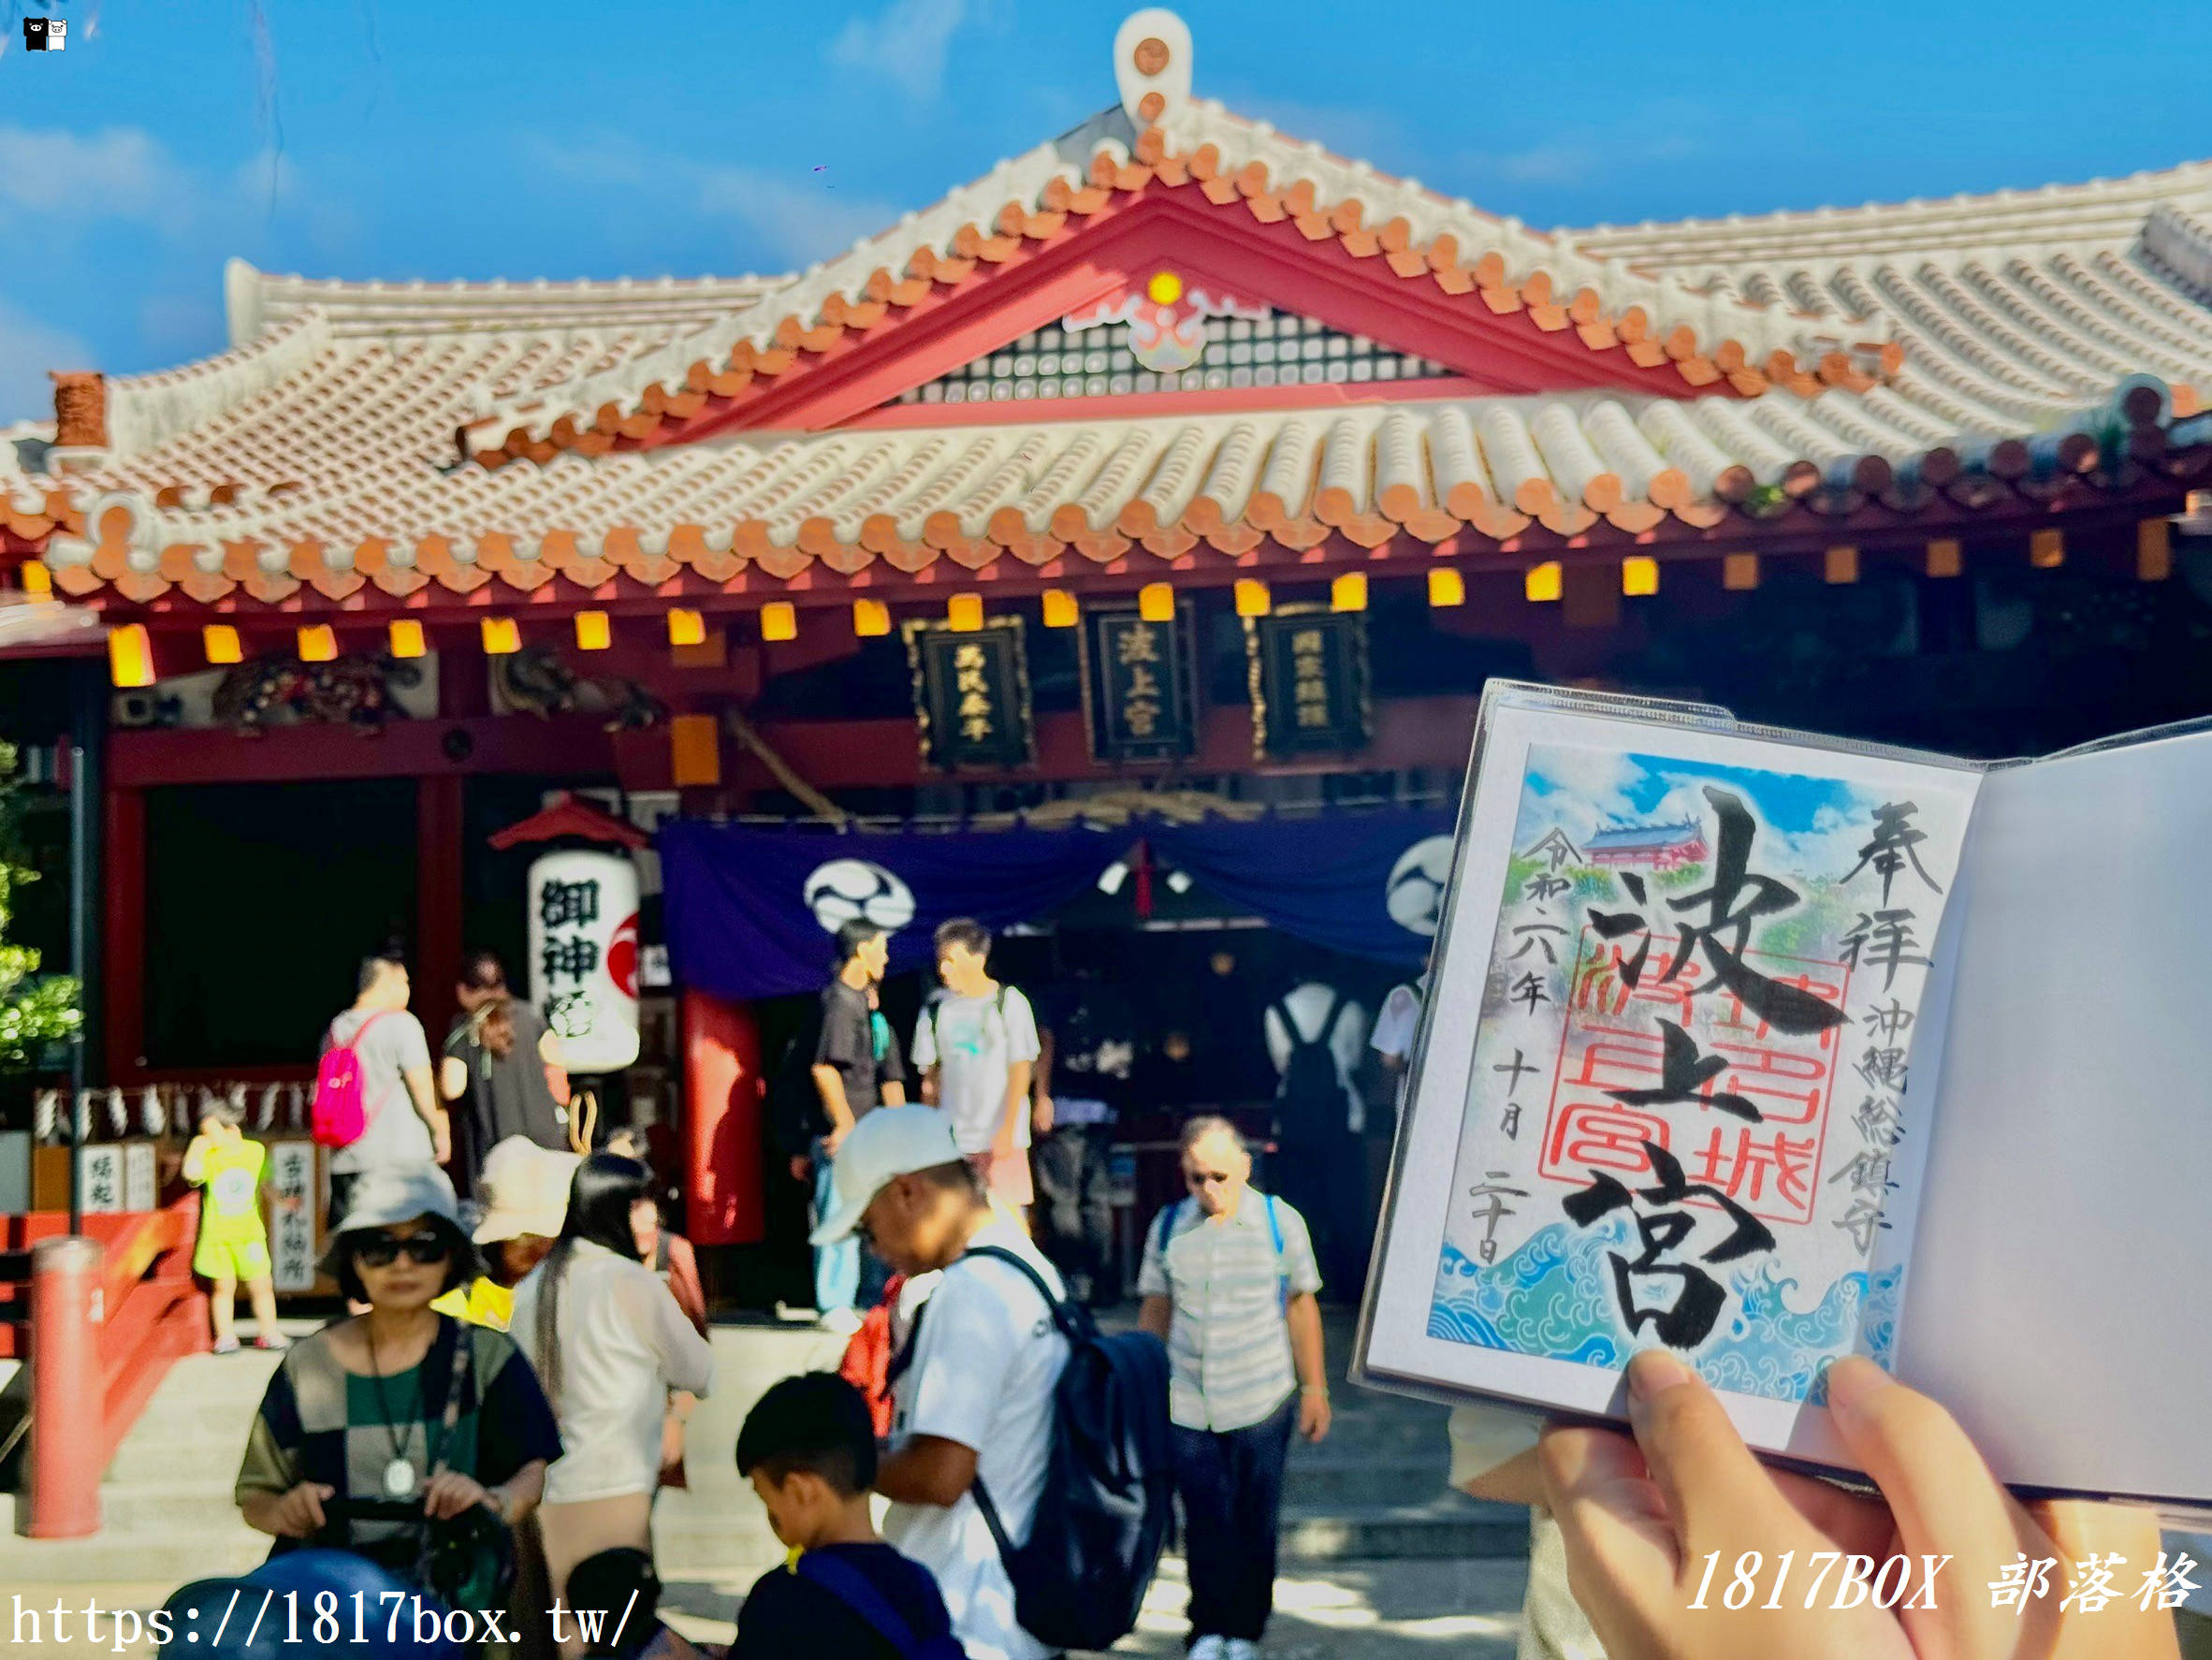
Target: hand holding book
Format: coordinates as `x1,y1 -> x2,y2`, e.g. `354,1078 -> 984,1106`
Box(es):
1359,680 -> 2212,1516
1541,1350 -> 2186,1659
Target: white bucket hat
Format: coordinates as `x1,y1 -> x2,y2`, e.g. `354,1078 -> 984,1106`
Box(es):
472,1137 -> 582,1245
320,1162 -> 483,1283
808,1107 -> 963,1245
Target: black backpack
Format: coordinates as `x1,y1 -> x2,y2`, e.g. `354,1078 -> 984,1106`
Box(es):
1274,990 -> 1348,1143
959,1244 -> 1173,1653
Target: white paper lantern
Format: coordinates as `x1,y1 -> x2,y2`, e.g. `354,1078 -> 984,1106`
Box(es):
526,847 -> 642,1073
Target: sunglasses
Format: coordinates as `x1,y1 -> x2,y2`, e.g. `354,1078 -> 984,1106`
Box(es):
353,1231 -> 451,1269
1184,1169 -> 1236,1190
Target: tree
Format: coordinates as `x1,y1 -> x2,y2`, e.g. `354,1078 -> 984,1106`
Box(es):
0,742 -> 80,1070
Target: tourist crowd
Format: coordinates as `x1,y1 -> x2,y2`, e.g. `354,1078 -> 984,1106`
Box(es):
162,931 -> 2204,1660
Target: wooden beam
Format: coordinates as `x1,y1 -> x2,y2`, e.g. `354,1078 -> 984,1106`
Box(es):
1561,561 -> 1622,630
669,713 -> 721,788
102,787 -> 146,1080
109,713 -> 620,789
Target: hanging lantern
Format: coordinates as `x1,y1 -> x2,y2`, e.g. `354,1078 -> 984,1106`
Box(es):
526,847 -> 642,1073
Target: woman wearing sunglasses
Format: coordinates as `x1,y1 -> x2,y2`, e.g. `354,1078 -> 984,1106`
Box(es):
235,1164 -> 561,1609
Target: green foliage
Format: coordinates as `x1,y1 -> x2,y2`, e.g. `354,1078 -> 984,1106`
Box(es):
0,741 -> 80,1071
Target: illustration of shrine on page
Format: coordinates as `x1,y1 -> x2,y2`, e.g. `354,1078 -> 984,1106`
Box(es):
1428,732 -> 1977,1405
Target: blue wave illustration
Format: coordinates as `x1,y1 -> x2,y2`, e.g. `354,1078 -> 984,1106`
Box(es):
1429,1222 -> 1900,1404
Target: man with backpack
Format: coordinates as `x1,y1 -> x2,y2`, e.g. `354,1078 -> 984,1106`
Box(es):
1260,979 -> 1368,1299
910,919 -> 1041,1216
1137,1115 -> 1330,1660
814,1107 -> 1171,1660
319,951 -> 446,1226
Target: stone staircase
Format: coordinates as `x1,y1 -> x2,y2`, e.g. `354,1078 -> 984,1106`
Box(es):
0,1343 -> 283,1585
0,1311 -> 1526,1598
1278,1319 -> 1527,1565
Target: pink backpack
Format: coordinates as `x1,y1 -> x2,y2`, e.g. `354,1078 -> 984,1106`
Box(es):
311,1012 -> 390,1148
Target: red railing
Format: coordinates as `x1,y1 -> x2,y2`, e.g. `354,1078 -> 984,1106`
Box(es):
2,1196 -> 209,1471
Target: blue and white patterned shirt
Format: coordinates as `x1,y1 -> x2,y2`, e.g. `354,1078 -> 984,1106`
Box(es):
1138,1187 -> 1322,1432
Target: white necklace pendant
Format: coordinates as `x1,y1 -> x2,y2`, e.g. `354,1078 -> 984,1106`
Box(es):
383,1456 -> 416,1498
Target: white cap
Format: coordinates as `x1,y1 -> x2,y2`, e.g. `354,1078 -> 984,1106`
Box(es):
808,1107 -> 962,1245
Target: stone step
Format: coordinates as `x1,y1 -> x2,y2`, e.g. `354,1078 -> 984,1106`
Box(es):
1278,1498 -> 1530,1564
0,1522 -> 270,1585
1284,1456 -> 1451,1510
1289,1415 -> 1447,1458
0,1513 -> 1531,1590
38,1486 -> 246,1534
650,1516 -> 788,1578
103,1437 -> 240,1484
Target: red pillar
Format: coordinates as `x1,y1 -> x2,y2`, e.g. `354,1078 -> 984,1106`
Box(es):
27,1236 -> 103,1537
415,775 -> 465,1040
682,990 -> 764,1245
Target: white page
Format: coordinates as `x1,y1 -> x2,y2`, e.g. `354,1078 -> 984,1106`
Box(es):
1895,726 -> 2212,1512
1361,693 -> 1979,1466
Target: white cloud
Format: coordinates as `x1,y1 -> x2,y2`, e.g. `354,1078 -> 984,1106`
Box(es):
1481,141 -> 1603,188
1230,95 -> 1405,167
827,0 -> 973,100
231,147 -> 297,210
693,165 -> 902,264
139,291 -> 224,357
0,124 -> 191,231
527,136 -> 900,267
0,128 -> 346,253
0,299 -> 93,426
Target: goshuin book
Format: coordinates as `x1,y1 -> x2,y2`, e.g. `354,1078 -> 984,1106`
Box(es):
1354,679 -> 2212,1518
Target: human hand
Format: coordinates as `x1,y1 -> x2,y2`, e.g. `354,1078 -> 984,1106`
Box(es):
1298,1388 -> 1332,1443
422,1469 -> 492,1521
430,1114 -> 453,1168
1031,1096 -> 1055,1136
790,1154 -> 811,1184
269,1481 -> 335,1538
823,1123 -> 850,1158
1538,1350 -> 2179,1660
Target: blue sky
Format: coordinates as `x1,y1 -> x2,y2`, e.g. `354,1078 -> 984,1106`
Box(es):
0,0 -> 2205,420
1525,748 -> 1852,837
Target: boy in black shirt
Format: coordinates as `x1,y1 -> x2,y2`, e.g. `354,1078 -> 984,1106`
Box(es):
733,1373 -> 961,1659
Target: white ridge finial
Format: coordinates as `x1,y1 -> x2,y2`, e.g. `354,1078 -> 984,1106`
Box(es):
1113,9 -> 1191,127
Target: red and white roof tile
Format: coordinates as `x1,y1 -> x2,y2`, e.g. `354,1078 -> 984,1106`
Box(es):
7,7 -> 2209,612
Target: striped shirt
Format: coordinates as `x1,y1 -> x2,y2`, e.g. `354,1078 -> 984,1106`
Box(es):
1138,1187 -> 1321,1432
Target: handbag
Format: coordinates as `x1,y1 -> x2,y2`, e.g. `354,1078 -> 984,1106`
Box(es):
414,1325 -> 517,1613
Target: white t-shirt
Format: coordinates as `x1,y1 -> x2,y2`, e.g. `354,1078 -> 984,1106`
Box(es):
1371,977 -> 1428,1110
1262,982 -> 1370,1135
912,985 -> 1041,1158
511,1238 -> 715,1504
884,1219 -> 1069,1660
324,1006 -> 434,1177
1369,978 -> 1425,1064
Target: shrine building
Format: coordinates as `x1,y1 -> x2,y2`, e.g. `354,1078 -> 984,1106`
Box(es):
4,7 -> 2210,1284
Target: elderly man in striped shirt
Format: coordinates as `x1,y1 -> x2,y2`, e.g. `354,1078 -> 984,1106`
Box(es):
1139,1115 -> 1332,1660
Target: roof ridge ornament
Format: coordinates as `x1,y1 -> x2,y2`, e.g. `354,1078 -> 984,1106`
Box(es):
1113,8 -> 1191,128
